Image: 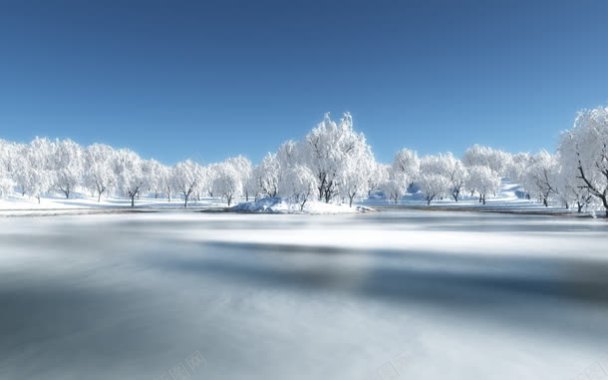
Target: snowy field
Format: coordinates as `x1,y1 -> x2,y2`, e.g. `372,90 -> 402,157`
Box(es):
1,211 -> 608,380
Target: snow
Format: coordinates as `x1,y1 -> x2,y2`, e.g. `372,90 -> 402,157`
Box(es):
366,180 -> 577,215
0,178 -> 597,217
0,195 -> 227,216
232,197 -> 374,214
1,211 -> 608,380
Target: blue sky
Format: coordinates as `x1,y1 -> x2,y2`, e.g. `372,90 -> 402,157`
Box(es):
1,0 -> 607,164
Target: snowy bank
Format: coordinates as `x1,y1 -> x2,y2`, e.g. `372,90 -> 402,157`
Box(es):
232,197 -> 374,214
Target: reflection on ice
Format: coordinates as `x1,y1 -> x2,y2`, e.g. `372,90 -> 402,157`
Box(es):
0,210 -> 607,379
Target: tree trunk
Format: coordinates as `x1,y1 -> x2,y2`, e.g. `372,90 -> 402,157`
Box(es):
184,195 -> 189,208
543,198 -> 548,207
482,195 -> 486,205
130,196 -> 135,208
577,202 -> 583,213
97,192 -> 102,203
349,194 -> 355,207
300,198 -> 307,211
227,196 -> 232,207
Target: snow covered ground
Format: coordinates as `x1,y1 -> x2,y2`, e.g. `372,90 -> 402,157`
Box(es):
366,181 -> 586,216
0,195 -> 228,216
232,197 -> 373,214
1,211 -> 607,380
0,180 -> 587,217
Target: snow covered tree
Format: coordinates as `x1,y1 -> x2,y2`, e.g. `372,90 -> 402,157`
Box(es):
304,113 -> 371,203
225,155 -> 252,201
391,148 -> 420,195
13,138 -> 54,203
172,160 -> 204,208
555,163 -> 591,212
558,106 -> 608,217
336,135 -> 375,207
278,165 -> 318,211
143,159 -> 166,200
505,152 -> 531,184
53,139 -> 84,199
381,170 -> 406,204
427,152 -> 468,202
112,149 -> 147,207
204,163 -> 220,197
213,162 -> 242,206
157,164 -> 173,202
466,165 -> 501,205
0,140 -> 18,197
276,140 -> 303,170
253,153 -> 280,198
84,143 -> 116,202
0,163 -> 13,198
522,151 -> 558,207
367,161 -> 388,197
556,150 -> 591,213
463,145 -> 511,177
417,155 -> 452,205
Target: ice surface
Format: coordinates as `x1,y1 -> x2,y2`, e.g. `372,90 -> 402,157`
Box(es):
1,211 -> 608,379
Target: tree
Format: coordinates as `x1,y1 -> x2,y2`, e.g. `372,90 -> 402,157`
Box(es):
157,164 -> 173,202
463,145 -> 511,177
425,152 -> 467,202
113,149 -> 147,207
466,165 -> 501,205
0,164 -> 13,198
304,113 -> 371,203
0,140 -> 18,198
381,170 -> 406,204
522,151 -> 558,207
172,160 -> 204,208
84,144 -> 115,202
276,140 -> 303,170
253,153 -> 280,198
556,151 -> 591,212
213,162 -> 242,206
54,139 -> 83,199
226,155 -> 253,201
559,106 -> 608,217
417,155 -> 452,205
143,159 -> 166,200
367,161 -> 388,197
505,152 -> 531,184
205,163 -> 220,197
278,165 -> 318,211
337,134 -> 375,207
13,138 -> 54,203
392,148 -> 420,194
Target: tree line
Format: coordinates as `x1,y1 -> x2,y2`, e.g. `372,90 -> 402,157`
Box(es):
1,107 -> 608,215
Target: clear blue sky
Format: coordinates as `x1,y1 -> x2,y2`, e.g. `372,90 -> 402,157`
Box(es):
1,0 -> 607,164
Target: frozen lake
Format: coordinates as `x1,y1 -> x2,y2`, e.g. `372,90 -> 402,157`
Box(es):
1,210 -> 608,380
